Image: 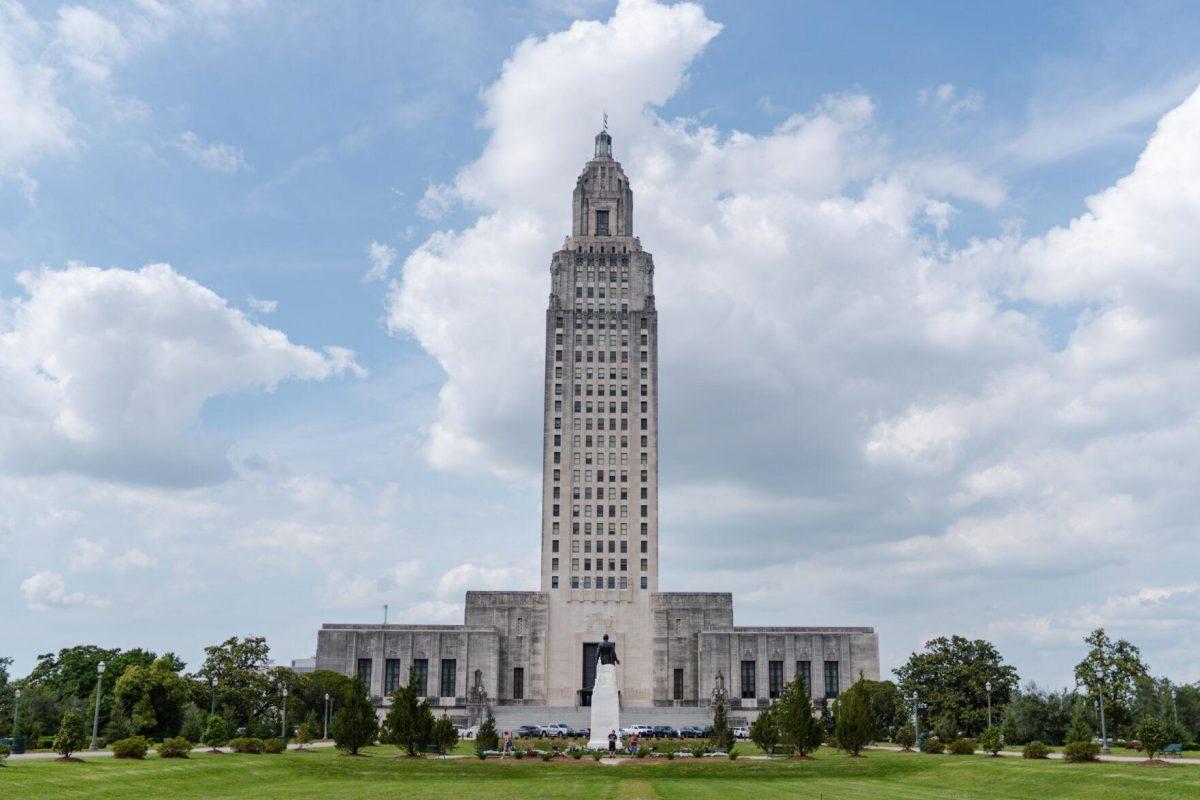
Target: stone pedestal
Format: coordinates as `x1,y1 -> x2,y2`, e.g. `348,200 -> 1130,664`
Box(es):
586,662 -> 620,750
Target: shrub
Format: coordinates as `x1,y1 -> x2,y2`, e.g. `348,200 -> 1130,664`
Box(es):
978,726 -> 1003,756
635,747 -> 648,759
229,737 -> 265,754
592,750 -> 603,761
38,735 -> 57,750
0,743 -> 11,764
896,725 -> 916,751
1022,741 -> 1051,759
202,715 -> 231,750
690,743 -> 707,759
53,709 -> 89,758
750,705 -> 779,754
294,722 -> 314,750
1135,716 -> 1170,761
262,738 -> 286,754
728,746 -> 739,761
834,681 -> 875,756
571,750 -> 583,760
540,751 -> 553,762
514,749 -> 524,760
922,737 -> 945,754
332,680 -> 378,755
947,738 -> 976,755
156,737 -> 193,759
476,713 -> 499,752
1063,741 -> 1101,763
111,736 -> 150,759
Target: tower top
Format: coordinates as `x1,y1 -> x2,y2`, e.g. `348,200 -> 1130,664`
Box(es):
594,127 -> 613,159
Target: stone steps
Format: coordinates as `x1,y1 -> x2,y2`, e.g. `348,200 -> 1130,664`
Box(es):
489,705 -> 727,729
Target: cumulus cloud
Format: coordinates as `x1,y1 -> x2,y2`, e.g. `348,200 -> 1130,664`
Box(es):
385,0 -> 1200,679
0,263 -> 362,486
175,130 -> 248,174
436,562 -> 536,600
21,570 -> 109,610
246,295 -> 278,313
319,560 -> 424,608
363,240 -> 397,282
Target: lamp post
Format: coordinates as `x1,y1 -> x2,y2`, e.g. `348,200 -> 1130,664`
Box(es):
90,661 -> 106,750
12,688 -> 20,736
1095,666 -> 1109,754
324,692 -> 331,740
1172,686 -> 1178,723
281,686 -> 288,740
910,692 -> 919,743
210,675 -> 219,717
985,680 -> 993,728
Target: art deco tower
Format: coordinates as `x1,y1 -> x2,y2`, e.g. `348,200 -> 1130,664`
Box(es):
539,128 -> 659,599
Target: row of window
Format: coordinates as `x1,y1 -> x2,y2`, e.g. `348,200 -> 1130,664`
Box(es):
556,575 -> 643,589
575,286 -> 630,300
574,269 -> 629,283
358,658 -> 458,699
554,316 -> 648,331
738,660 -> 839,700
549,521 -> 652,536
551,448 -> 650,467
550,539 -> 647,554
552,380 -> 649,398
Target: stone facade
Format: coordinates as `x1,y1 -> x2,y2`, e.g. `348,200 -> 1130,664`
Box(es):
314,129 -> 880,723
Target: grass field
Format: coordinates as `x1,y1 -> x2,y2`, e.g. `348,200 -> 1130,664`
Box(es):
4,746 -> 1200,800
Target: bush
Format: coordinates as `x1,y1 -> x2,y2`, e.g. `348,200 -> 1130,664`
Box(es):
665,751 -> 675,760
572,750 -> 583,760
592,750 -> 603,761
156,737 -> 193,759
1063,741 -> 1100,763
922,736 -> 945,754
1022,741 -> 1051,759
332,680 -> 378,755
262,738 -> 286,754
53,709 -> 88,758
728,746 -> 739,761
947,738 -> 976,755
229,737 -> 265,754
111,736 -> 150,759
0,743 -> 11,764
540,751 -> 553,762
978,726 -> 1003,756
1135,716 -> 1170,760
202,715 -> 231,750
690,743 -> 707,759
635,747 -> 648,759
896,725 -> 916,751
39,735 -> 57,750
514,749 -> 524,760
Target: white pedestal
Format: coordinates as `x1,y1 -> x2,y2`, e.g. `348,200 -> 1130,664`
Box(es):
586,662 -> 621,751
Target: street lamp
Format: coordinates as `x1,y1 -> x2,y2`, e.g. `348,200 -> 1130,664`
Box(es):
281,686 -> 289,740
910,692 -> 919,744
324,692 -> 331,740
985,681 -> 993,728
90,661 -> 106,750
210,675 -> 219,717
12,688 -> 20,736
1095,666 -> 1109,755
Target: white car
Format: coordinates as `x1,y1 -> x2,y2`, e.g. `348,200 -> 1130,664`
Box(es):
458,725 -> 477,740
733,726 -> 750,739
540,723 -> 572,738
621,724 -> 652,738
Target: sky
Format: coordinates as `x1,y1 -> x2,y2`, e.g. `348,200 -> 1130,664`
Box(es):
2,0 -> 1200,689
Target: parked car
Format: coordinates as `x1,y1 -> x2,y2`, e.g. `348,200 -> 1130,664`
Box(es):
458,725 -> 477,740
540,723 -> 572,738
650,726 -> 677,739
733,726 -> 750,739
676,726 -> 703,738
516,725 -> 542,739
568,726 -> 589,738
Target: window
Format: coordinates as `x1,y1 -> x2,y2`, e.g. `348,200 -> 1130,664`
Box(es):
673,668 -> 684,700
440,659 -> 457,698
640,576 -> 648,589
769,661 -> 783,699
513,667 -> 525,700
741,660 -> 756,699
797,660 -> 812,693
357,658 -> 373,688
551,575 -> 558,588
824,660 -> 840,699
412,659 -> 428,696
385,658 -> 402,694
595,210 -> 609,236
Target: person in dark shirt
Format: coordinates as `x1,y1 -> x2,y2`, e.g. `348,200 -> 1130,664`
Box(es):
608,729 -> 618,755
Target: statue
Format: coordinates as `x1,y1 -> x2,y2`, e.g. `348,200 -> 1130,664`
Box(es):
598,633 -> 620,665
711,669 -> 727,704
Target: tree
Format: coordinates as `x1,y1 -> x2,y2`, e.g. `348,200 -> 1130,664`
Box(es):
331,679 -> 377,755
833,681 -> 874,756
896,725 -> 915,751
1065,705 -> 1092,744
1135,716 -> 1170,761
476,712 -> 499,752
749,704 -> 779,755
113,657 -> 191,740
978,726 -> 1003,756
1000,683 -> 1078,745
856,679 -> 902,741
382,668 -> 434,756
295,722 -> 315,750
179,703 -> 206,743
775,671 -> 823,757
202,715 -> 231,751
1074,628 -> 1149,739
431,714 -> 458,757
104,704 -> 133,743
53,708 -> 88,759
894,635 -> 1019,736
23,646 -> 163,736
709,694 -> 735,751
197,636 -> 273,730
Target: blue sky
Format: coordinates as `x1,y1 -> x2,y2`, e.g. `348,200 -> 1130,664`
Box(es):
3,0 -> 1200,688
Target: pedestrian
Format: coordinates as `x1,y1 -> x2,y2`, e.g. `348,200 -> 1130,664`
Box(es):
608,729 -> 617,756
630,731 -> 639,755
502,730 -> 513,758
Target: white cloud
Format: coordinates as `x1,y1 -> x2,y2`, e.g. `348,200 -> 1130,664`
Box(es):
436,562 -> 536,600
246,295 -> 278,314
21,570 -> 109,610
175,130 -> 248,174
416,182 -> 457,220
112,547 -> 156,572
0,263 -> 362,486
918,82 -> 983,117
53,4 -> 129,84
363,240 -> 397,282
67,536 -> 106,571
319,560 -> 424,608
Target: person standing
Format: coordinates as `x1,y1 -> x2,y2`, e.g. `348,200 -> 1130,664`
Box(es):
608,729 -> 617,756
502,730 -> 513,759
630,731 -> 639,755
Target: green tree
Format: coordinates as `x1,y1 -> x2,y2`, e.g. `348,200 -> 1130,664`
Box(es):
1065,704 -> 1092,744
331,679 -> 377,755
978,725 -> 1003,756
196,636 -> 273,729
113,656 -> 191,740
709,694 -> 735,751
431,714 -> 458,756
382,668 -> 434,756
179,703 -> 206,743
857,679 -> 902,740
775,671 -> 823,757
749,704 -> 779,755
295,722 -> 315,750
896,724 -> 916,751
833,680 -> 874,756
1073,628 -> 1149,739
476,712 -> 499,752
1135,715 -> 1170,760
1000,683 -> 1078,745
53,708 -> 88,758
103,703 -> 133,743
202,715 -> 231,750
23,646 -> 164,735
894,635 -> 1019,736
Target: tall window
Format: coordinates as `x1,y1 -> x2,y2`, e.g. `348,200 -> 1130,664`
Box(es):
673,668 -> 684,700
769,660 -> 783,699
796,660 -> 812,693
740,660 -> 756,699
440,659 -> 457,698
412,658 -> 429,696
824,660 -> 840,699
384,658 -> 402,694
595,210 -> 609,236
356,658 -> 372,689
513,667 -> 525,700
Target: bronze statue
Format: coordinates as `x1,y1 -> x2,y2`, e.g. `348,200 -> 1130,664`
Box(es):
597,633 -> 620,665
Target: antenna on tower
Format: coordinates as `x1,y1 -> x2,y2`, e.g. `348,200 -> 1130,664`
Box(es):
383,604 -> 388,625
603,111 -> 608,131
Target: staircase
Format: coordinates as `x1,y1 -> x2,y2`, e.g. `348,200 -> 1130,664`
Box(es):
489,705 -> 728,730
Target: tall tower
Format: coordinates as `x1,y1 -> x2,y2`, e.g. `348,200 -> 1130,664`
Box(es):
539,128 -> 659,706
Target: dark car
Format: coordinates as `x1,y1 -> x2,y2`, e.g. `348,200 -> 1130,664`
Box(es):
677,726 -> 704,738
516,724 -> 542,739
569,726 -> 589,738
651,725 -> 676,739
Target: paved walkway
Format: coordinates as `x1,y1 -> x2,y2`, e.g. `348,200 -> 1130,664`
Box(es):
8,740 -> 336,761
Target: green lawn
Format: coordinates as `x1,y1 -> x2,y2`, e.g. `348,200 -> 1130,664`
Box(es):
4,746 -> 1200,799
